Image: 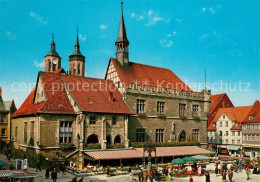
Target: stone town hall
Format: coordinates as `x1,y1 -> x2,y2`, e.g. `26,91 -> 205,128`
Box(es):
11,3 -> 211,166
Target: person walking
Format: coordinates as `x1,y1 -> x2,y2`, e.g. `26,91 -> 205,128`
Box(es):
166,173 -> 171,182
198,165 -> 202,176
138,169 -> 143,182
45,168 -> 50,179
238,162 -> 242,171
228,169 -> 233,182
246,167 -> 250,180
153,169 -> 158,182
222,170 -> 226,182
36,160 -> 41,172
106,165 -> 110,177
205,171 -> 210,182
215,162 -> 219,176
51,168 -> 58,182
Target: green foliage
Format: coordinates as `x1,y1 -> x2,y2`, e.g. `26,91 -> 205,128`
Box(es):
59,143 -> 75,150
138,113 -> 147,118
85,143 -> 101,149
193,116 -> 201,122
130,141 -> 200,148
179,115 -> 187,121
114,143 -> 125,148
157,114 -> 166,119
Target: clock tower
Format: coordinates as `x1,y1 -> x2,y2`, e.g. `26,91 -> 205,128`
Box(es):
44,33 -> 61,72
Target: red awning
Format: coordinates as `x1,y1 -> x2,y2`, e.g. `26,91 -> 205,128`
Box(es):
83,146 -> 214,160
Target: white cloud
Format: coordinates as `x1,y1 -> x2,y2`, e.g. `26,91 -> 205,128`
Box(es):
34,60 -> 44,68
209,8 -> 215,14
173,31 -> 177,35
202,7 -> 206,11
131,10 -> 167,26
79,34 -> 86,41
6,31 -> 16,40
100,24 -> 107,30
148,10 -> 153,16
131,13 -> 135,18
167,34 -> 172,37
176,18 -> 182,23
201,5 -> 221,14
159,39 -> 173,48
29,12 -> 48,25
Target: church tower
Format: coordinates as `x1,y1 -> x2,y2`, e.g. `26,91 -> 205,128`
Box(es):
115,2 -> 129,67
44,33 -> 61,72
69,27 -> 85,77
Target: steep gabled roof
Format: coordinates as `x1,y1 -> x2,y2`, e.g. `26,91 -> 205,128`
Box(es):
12,70 -> 133,118
243,100 -> 260,123
109,58 -> 192,91
62,75 -> 133,114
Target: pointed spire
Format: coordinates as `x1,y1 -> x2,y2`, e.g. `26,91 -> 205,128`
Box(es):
115,1 -> 129,45
45,33 -> 60,58
69,26 -> 85,62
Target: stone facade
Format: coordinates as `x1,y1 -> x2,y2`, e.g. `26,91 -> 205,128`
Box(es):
242,123 -> 260,156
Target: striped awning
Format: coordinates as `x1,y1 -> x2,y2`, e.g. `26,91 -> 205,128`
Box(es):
83,146 -> 214,160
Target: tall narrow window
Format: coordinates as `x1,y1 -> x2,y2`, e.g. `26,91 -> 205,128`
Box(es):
225,121 -> 228,127
179,104 -> 186,116
77,63 -> 81,75
136,128 -> 146,142
157,102 -> 165,114
15,127 -> 18,140
192,129 -> 199,141
137,99 -> 145,113
1,114 -> 6,123
1,129 -> 6,136
59,122 -> 72,143
73,64 -> 76,75
156,129 -> 164,142
112,116 -> 117,125
48,60 -> 51,71
192,105 -> 199,117
24,122 -> 28,144
30,121 -> 34,140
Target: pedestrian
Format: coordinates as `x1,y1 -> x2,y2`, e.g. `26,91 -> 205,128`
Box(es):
138,169 -> 143,182
198,165 -> 202,176
45,168 -> 50,179
71,175 -> 77,182
238,162 -> 242,171
222,170 -> 226,182
220,164 -> 223,176
7,153 -> 11,162
51,168 -> 58,182
60,165 -> 66,177
228,169 -> 233,182
215,162 -> 219,176
166,172 -> 171,182
153,169 -> 158,181
223,162 -> 227,172
106,165 -> 110,177
143,170 -> 148,182
36,160 -> 41,172
205,171 -> 210,182
189,175 -> 193,182
246,167 -> 250,180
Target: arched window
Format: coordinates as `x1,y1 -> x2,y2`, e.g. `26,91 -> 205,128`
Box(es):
73,64 -> 76,75
78,63 -> 81,75
178,130 -> 186,142
87,134 -> 99,144
114,135 -> 121,144
48,60 -> 51,71
106,135 -> 111,144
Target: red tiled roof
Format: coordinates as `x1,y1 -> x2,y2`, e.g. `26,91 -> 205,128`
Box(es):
209,93 -> 226,115
243,100 -> 260,123
207,106 -> 253,131
109,58 -> 193,91
84,146 -> 214,160
11,89 -> 46,118
62,75 -> 133,114
12,71 -> 133,118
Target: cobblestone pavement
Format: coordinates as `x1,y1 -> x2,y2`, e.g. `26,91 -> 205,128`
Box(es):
1,155 -> 260,182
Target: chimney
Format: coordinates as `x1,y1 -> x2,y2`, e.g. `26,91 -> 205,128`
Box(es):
255,100 -> 260,104
109,92 -> 114,102
0,87 -> 2,98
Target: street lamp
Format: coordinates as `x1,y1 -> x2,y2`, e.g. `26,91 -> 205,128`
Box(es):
143,139 -> 156,170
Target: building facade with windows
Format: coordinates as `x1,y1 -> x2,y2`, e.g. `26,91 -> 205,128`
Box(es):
0,87 -> 16,151
207,106 -> 252,154
241,100 -> 260,157
105,3 -> 211,146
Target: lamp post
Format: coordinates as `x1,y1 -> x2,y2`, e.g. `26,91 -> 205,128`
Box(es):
143,139 -> 156,170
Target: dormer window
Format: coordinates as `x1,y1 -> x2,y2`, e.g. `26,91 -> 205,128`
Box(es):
223,115 -> 225,119
249,114 -> 256,120
213,123 -> 216,127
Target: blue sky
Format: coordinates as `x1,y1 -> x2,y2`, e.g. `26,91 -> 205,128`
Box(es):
0,0 -> 259,108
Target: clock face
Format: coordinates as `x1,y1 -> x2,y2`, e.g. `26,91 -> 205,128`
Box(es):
53,59 -> 58,64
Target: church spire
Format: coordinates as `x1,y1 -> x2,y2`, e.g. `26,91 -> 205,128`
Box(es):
45,33 -> 60,58
115,1 -> 129,67
69,27 -> 85,77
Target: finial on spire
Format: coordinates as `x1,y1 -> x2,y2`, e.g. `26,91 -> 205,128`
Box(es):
52,33 -> 54,42
76,25 -> 78,35
121,1 -> 123,13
